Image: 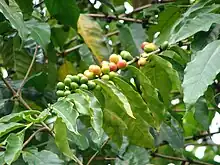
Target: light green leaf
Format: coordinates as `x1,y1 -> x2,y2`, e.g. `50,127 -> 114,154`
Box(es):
23,109 -> 50,123
183,40 -> 220,106
0,152 -> 4,165
67,93 -> 90,115
119,24 -> 146,56
52,100 -> 79,134
54,118 -> 77,162
4,133 -> 24,165
25,19 -> 51,50
77,14 -> 111,64
113,77 -> 158,128
141,55 -> 181,106
22,148 -> 64,165
95,79 -> 135,119
128,65 -> 165,122
0,0 -> 29,39
0,123 -> 25,138
44,0 -> 79,29
79,44 -> 96,66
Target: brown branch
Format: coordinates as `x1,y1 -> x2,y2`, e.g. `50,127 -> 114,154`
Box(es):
86,138 -> 110,165
23,127 -> 49,148
85,14 -> 143,23
119,4 -> 152,17
1,77 -> 17,96
17,45 -> 38,95
105,30 -> 119,37
152,153 -> 212,165
185,130 -> 220,141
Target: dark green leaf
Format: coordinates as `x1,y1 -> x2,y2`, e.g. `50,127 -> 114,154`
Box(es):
183,40 -> 220,106
14,0 -> 33,18
54,118 -> 77,162
0,123 -> 25,138
44,0 -> 79,29
95,79 -> 135,119
52,100 -> 79,134
22,148 -> 64,165
68,131 -> 89,151
4,133 -> 24,165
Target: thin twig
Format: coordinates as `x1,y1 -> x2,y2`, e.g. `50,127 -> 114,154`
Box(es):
152,153 -> 212,165
63,44 -> 84,56
1,77 -> 17,96
141,49 -> 161,58
185,130 -> 220,141
86,138 -> 110,165
23,127 -> 49,148
119,4 -> 152,17
17,45 -> 38,95
105,30 -> 119,37
85,14 -> 143,23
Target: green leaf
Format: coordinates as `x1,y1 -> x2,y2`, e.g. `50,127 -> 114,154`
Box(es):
112,77 -> 158,128
77,14 -> 111,63
14,0 -> 33,18
66,93 -> 90,115
194,97 -> 209,130
0,123 -> 25,138
158,120 -> 184,150
115,145 -> 150,165
52,100 -> 79,134
4,133 -> 24,165
0,0 -> 29,39
23,109 -> 50,123
44,0 -> 79,29
54,118 -> 77,162
0,110 -> 40,123
170,13 -> 220,44
25,19 -> 51,50
0,152 -> 4,165
148,6 -> 182,45
22,148 -> 64,165
119,24 -> 146,56
58,59 -> 76,81
68,131 -> 89,151
79,44 -> 96,66
183,40 -> 220,106
141,55 -> 181,106
95,79 -> 135,119
128,65 -> 165,122
77,90 -> 103,137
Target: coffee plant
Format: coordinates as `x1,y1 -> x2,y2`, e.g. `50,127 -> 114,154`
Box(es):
1,0 -> 220,164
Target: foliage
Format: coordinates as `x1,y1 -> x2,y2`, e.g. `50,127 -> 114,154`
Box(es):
0,0 -> 220,165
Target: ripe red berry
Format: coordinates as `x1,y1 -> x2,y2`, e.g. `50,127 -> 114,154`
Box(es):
117,60 -> 127,69
109,54 -> 120,64
109,62 -> 117,72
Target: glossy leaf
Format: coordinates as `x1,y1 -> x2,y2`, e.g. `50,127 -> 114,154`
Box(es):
44,0 -> 79,29
95,79 -> 135,119
22,148 -> 64,165
119,24 -> 146,56
141,55 -> 181,106
128,65 -> 165,122
25,19 -> 51,50
183,40 -> 220,106
78,14 -> 111,63
54,118 -> 77,162
4,133 -> 24,165
0,0 -> 29,39
0,123 -> 24,138
52,100 -> 79,134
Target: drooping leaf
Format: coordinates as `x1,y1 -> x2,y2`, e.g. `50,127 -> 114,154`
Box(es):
44,0 -> 79,29
54,118 -> 77,162
112,77 -> 158,128
23,109 -> 50,123
183,40 -> 220,106
4,133 -> 24,165
141,55 -> 181,106
0,0 -> 29,39
77,14 -> 111,63
95,79 -> 135,119
194,97 -> 209,130
128,65 -> 165,122
0,123 -> 24,138
25,19 -> 51,50
22,148 -> 64,165
52,100 -> 79,134
66,93 -> 90,115
119,23 -> 146,56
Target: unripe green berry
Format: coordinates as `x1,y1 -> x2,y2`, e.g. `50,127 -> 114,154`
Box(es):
64,90 -> 71,96
84,70 -> 95,80
121,51 -> 133,61
101,75 -> 110,81
101,65 -> 110,74
144,43 -> 157,53
56,90 -> 64,97
64,77 -> 72,86
80,76 -> 88,84
88,81 -> 96,90
71,75 -> 80,83
160,41 -> 169,50
95,85 -> 101,90
70,82 -> 79,90
65,86 -> 70,90
77,73 -> 84,78
109,71 -> 118,79
80,84 -> 89,90
57,82 -> 65,90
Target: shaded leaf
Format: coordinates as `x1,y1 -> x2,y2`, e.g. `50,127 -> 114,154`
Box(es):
44,0 -> 79,29
4,133 -> 24,165
68,131 -> 89,151
23,109 -> 50,123
58,59 -> 76,81
22,148 -> 64,165
0,123 -> 24,138
95,79 -> 135,119
78,14 -> 111,63
183,40 -> 220,106
14,0 -> 33,18
79,44 -> 96,66
52,100 -> 79,134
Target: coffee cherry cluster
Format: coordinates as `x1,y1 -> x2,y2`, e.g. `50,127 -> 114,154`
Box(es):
56,51 -> 133,98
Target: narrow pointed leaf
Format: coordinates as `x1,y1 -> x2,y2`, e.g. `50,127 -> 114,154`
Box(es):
0,123 -> 25,138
